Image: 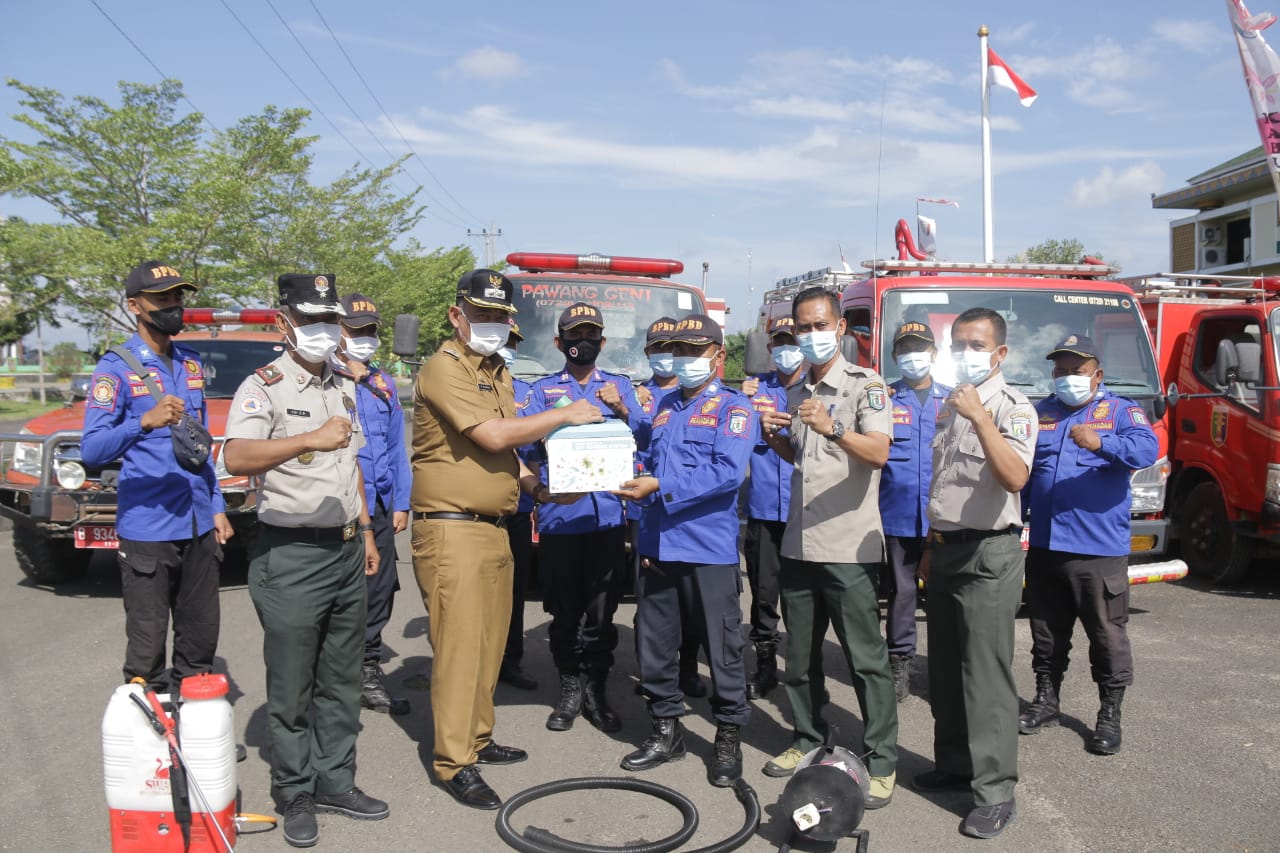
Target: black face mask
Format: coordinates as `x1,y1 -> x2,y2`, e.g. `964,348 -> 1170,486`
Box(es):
563,338 -> 601,366
146,306 -> 185,336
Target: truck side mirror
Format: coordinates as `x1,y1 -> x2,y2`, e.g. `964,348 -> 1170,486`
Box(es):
1214,339 -> 1240,389
1235,341 -> 1262,385
392,314 -> 421,359
744,329 -> 773,376
1165,381 -> 1179,409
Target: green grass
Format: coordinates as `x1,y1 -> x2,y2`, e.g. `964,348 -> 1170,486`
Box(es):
0,399 -> 68,420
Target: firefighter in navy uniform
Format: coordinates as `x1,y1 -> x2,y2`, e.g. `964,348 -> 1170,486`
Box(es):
737,315 -> 805,701
1019,334 -> 1157,755
499,322 -> 539,691
613,313 -> 758,788
521,303 -> 646,734
329,292 -> 413,716
879,321 -> 951,701
82,260 -> 233,695
223,274 -> 388,848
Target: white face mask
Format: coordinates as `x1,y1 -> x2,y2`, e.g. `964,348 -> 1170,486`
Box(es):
674,355 -> 714,388
771,345 -> 805,374
288,318 -> 342,364
342,334 -> 379,363
648,352 -> 675,378
953,349 -> 996,385
462,317 -> 509,357
896,352 -> 932,381
1054,372 -> 1098,407
498,346 -> 517,371
796,330 -> 839,365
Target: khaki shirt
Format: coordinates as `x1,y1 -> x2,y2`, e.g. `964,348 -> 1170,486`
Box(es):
411,339 -> 519,516
781,355 -> 892,564
927,369 -> 1037,532
225,353 -> 366,527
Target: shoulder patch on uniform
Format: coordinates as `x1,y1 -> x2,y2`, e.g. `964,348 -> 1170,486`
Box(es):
255,365 -> 284,385
727,406 -> 750,435
184,359 -> 201,375
653,409 -> 672,428
89,375 -> 118,410
240,394 -> 265,414
1091,400 -> 1112,421
1128,406 -> 1148,426
1009,410 -> 1033,441
865,381 -> 886,411
701,396 -> 721,414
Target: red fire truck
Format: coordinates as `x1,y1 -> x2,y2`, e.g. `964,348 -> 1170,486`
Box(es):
1127,273 -> 1280,582
750,257 -> 1183,578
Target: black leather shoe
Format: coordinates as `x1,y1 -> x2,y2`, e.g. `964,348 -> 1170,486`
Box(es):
361,663 -> 410,716
283,792 -> 318,848
621,717 -> 686,772
547,673 -> 584,732
498,663 -> 539,691
314,786 -> 389,820
476,742 -> 528,765
443,766 -> 501,810
911,768 -> 972,793
582,676 -> 622,733
236,743 -> 247,763
708,724 -> 742,787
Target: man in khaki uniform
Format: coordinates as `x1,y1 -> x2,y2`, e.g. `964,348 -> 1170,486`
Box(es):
224,274 -> 387,848
411,269 -> 602,810
758,287 -> 899,810
910,307 -> 1037,841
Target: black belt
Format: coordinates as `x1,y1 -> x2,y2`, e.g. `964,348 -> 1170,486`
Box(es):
414,511 -> 508,528
260,521 -> 358,543
929,525 -> 1021,545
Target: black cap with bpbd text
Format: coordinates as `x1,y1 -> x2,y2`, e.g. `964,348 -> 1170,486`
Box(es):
892,321 -> 935,345
1046,334 -> 1099,360
340,293 -> 381,327
646,316 -> 678,345
126,261 -> 197,297
558,302 -> 604,332
670,313 -> 723,346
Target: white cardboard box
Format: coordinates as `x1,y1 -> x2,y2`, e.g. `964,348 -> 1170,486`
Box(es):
545,420 -> 637,493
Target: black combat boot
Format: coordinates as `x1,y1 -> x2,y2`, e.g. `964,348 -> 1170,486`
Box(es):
1018,672 -> 1061,735
546,672 -> 584,732
746,642 -> 778,700
889,654 -> 911,703
361,662 -> 410,716
581,672 -> 621,733
1088,686 -> 1124,755
708,723 -> 743,787
620,717 -> 686,771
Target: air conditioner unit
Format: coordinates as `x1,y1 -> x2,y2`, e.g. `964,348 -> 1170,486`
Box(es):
1203,247 -> 1224,267
1202,225 -> 1223,245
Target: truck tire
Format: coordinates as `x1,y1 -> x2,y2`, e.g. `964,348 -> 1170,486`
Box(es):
12,524 -> 92,585
1181,481 -> 1255,584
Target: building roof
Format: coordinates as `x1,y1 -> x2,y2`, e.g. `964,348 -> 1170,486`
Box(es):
1152,146 -> 1273,210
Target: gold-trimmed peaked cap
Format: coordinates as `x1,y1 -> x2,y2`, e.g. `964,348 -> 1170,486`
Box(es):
278,273 -> 345,316
457,268 -> 516,313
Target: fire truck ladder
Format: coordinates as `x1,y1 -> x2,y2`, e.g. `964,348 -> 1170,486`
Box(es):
860,259 -> 1120,277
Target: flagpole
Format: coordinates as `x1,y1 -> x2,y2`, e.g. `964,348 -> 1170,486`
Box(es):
979,24 -> 994,263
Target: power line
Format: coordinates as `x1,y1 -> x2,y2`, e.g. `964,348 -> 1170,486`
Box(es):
89,0 -> 219,133
306,0 -> 486,226
262,0 -> 471,230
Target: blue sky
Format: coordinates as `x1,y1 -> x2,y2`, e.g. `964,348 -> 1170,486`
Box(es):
0,0 -> 1265,333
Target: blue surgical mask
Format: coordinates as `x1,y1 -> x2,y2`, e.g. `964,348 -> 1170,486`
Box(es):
796,330 -> 838,365
498,346 -> 516,371
953,350 -> 995,385
896,352 -> 932,381
674,356 -> 713,388
771,345 -> 804,374
648,352 -> 675,378
1054,372 -> 1098,407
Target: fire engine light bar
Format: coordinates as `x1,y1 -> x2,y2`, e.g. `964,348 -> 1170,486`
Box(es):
183,308 -> 280,324
862,259 -> 1118,277
506,252 -> 684,277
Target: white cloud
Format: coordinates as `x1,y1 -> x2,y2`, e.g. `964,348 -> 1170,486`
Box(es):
1152,19 -> 1216,54
1066,161 -> 1167,208
453,45 -> 527,81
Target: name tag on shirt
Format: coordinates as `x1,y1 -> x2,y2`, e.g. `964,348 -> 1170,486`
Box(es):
287,408 -> 311,418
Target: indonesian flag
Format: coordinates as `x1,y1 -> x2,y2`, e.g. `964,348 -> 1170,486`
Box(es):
917,215 -> 938,256
987,47 -> 1038,107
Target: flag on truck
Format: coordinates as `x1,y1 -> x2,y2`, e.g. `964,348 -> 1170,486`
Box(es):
1225,0 -> 1280,202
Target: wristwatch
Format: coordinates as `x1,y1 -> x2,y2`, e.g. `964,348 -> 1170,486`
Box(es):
826,419 -> 846,441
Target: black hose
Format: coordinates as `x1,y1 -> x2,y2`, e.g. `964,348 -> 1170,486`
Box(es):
495,776 -> 760,853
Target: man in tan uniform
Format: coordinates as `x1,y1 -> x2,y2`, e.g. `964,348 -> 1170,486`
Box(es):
910,307 -> 1037,841
758,287 -> 899,810
412,269 -> 601,810
224,273 -> 387,848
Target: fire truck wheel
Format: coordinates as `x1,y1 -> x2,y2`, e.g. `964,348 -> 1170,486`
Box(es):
12,524 -> 92,586
1181,482 -> 1255,584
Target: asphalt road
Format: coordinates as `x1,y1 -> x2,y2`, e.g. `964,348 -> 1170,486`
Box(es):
1,526 -> 1278,853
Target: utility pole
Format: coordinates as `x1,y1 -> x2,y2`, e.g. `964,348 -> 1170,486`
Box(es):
468,222 -> 502,268
701,261 -> 709,290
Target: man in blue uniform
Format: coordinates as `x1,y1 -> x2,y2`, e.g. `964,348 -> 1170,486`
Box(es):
614,313 -> 757,787
522,303 -> 645,734
331,293 -> 412,716
1020,334 -> 1157,755
499,322 -> 539,691
83,260 -> 233,694
738,315 -> 805,700
879,321 -> 950,702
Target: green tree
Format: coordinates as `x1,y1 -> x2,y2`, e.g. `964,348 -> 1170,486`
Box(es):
722,331 -> 747,381
1007,238 -> 1108,266
0,78 -> 464,345
0,216 -> 80,346
47,341 -> 82,379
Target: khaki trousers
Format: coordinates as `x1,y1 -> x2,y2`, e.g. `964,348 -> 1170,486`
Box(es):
412,518 -> 513,780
